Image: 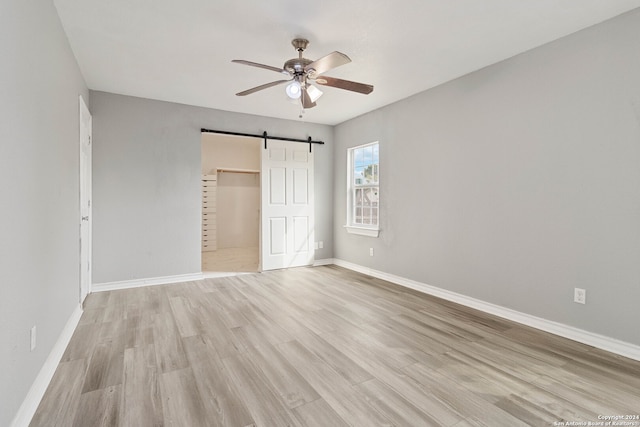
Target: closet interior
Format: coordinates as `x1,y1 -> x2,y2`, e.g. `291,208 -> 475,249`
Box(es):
201,133 -> 261,273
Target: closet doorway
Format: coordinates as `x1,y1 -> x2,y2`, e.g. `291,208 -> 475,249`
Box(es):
201,133 -> 260,273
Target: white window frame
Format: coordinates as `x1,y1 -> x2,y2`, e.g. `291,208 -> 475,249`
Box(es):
345,141 -> 380,237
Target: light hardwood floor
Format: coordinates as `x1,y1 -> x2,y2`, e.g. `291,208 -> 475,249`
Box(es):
202,247 -> 259,273
31,266 -> 640,426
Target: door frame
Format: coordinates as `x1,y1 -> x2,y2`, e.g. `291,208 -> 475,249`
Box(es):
79,95 -> 92,303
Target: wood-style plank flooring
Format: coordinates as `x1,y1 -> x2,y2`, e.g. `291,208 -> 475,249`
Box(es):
31,266 -> 640,426
202,247 -> 259,273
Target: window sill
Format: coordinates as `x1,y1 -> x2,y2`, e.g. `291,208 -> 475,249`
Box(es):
344,225 -> 380,237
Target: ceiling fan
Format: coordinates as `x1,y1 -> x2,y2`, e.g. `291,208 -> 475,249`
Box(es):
232,38 -> 373,110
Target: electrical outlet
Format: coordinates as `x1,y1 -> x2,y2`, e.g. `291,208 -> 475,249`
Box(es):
319,241 -> 324,249
574,288 -> 586,304
30,326 -> 37,351
369,247 -> 374,256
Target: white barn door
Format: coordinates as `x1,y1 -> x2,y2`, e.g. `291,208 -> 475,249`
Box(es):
261,141 -> 314,271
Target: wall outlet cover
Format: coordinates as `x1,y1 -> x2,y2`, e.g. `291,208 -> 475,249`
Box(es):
574,288 -> 586,304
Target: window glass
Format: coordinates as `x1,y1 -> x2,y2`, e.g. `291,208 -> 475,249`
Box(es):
347,142 -> 379,230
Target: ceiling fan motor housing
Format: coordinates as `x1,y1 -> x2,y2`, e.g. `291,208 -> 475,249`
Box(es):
285,38 -> 314,75
284,57 -> 313,74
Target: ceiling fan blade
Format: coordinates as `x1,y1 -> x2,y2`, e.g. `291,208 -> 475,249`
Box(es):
301,88 -> 317,109
314,76 -> 373,94
304,51 -> 351,76
236,79 -> 291,96
232,60 -> 290,75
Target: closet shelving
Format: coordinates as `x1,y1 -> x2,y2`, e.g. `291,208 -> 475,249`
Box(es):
201,174 -> 217,252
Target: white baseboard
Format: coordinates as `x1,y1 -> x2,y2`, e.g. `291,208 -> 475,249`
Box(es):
332,259 -> 640,362
93,272 -> 204,292
313,258 -> 335,267
10,304 -> 83,427
202,271 -> 249,279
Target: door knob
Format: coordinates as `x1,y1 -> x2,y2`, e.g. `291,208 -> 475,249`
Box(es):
82,216 -> 89,221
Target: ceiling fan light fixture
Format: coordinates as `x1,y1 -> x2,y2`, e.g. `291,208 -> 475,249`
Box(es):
285,80 -> 302,99
307,84 -> 323,103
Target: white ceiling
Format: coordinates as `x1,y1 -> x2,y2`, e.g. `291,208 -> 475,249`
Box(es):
54,0 -> 640,125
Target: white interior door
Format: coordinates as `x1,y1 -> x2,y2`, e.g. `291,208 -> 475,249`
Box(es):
79,96 -> 92,303
261,141 -> 314,271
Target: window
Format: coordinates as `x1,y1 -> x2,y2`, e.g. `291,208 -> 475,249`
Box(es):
345,142 -> 379,237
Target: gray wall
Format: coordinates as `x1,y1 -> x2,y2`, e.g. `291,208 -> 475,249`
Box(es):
90,91 -> 334,284
334,9 -> 640,346
0,0 -> 89,425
